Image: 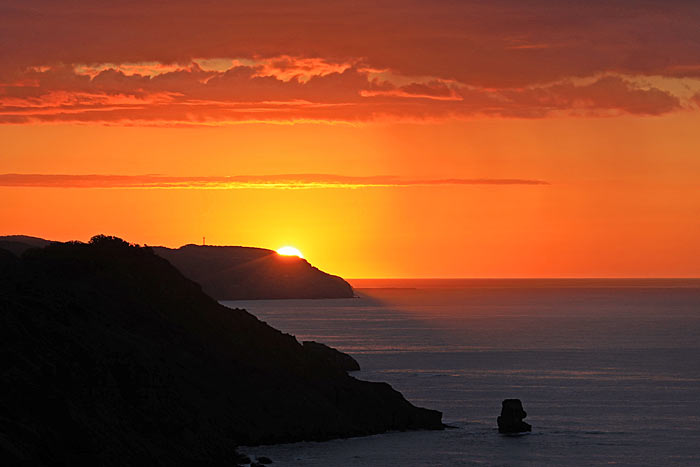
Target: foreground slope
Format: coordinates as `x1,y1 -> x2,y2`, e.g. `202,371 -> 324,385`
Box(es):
153,244 -> 354,299
0,236 -> 442,466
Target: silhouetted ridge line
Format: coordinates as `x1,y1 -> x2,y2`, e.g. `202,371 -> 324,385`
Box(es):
0,235 -> 442,466
0,235 -> 355,300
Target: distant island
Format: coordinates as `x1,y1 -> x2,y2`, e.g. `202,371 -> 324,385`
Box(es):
0,236 -> 355,300
0,235 -> 442,465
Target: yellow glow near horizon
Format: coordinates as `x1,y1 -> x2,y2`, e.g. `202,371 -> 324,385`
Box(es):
3,113 -> 700,278
276,246 -> 304,258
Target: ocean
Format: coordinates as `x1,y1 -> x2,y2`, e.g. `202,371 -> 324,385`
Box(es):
222,279 -> 700,466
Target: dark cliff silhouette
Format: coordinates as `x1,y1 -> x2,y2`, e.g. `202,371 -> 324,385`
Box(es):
152,244 -> 354,300
0,236 -> 442,466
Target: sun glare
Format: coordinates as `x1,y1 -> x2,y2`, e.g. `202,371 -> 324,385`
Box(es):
276,246 -> 304,258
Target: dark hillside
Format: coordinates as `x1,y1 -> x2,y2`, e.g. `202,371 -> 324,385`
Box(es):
0,235 -> 51,256
0,236 -> 442,466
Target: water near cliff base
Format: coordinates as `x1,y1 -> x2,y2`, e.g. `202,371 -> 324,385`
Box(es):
223,279 -> 700,466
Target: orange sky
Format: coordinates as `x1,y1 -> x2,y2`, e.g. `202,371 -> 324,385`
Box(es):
2,1 -> 700,277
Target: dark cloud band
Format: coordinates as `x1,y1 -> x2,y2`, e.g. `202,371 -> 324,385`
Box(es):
0,1 -> 697,124
0,173 -> 550,189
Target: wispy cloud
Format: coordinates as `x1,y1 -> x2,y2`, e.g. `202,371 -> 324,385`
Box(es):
0,174 -> 550,189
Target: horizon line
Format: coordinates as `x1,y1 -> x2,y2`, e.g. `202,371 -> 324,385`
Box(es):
346,277 -> 700,281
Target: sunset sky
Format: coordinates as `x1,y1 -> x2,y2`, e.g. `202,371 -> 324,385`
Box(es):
2,0 -> 700,277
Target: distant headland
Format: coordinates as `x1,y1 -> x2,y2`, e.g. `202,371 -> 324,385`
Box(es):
153,244 -> 354,300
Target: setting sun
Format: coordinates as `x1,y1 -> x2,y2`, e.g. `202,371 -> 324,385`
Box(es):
276,246 -> 304,258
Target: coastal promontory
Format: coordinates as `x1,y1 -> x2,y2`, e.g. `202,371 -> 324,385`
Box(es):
0,236 -> 442,465
152,244 -> 354,300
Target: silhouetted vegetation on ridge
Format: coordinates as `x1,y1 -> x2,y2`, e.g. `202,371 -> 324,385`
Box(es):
0,236 -> 442,466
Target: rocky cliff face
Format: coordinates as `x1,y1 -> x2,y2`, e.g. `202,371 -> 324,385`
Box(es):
153,244 -> 354,300
0,236 -> 442,466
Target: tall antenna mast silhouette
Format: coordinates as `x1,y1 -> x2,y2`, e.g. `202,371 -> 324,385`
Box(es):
202,236 -> 205,246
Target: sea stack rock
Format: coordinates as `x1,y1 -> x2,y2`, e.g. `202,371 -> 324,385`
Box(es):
497,399 -> 532,433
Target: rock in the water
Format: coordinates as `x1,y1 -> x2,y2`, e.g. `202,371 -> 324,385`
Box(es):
256,456 -> 273,464
497,399 -> 532,433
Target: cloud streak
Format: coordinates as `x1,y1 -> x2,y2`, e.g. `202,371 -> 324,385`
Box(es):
0,174 -> 550,189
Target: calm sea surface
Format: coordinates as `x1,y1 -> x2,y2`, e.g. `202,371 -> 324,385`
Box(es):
222,279 -> 700,466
